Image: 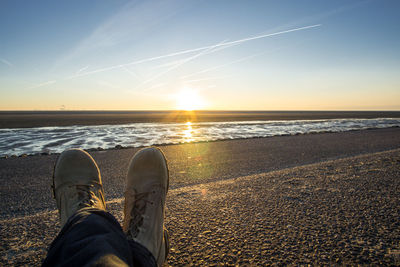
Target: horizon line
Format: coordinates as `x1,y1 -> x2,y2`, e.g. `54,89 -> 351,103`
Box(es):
1,109 -> 400,113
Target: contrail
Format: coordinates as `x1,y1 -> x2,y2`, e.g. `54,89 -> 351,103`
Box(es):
122,65 -> 140,79
183,75 -> 231,84
179,44 -> 291,80
24,80 -> 56,90
76,66 -> 89,74
150,38 -> 236,72
0,58 -> 13,67
68,24 -> 321,79
139,39 -> 243,87
150,58 -> 189,70
180,52 -> 264,80
139,39 -> 228,90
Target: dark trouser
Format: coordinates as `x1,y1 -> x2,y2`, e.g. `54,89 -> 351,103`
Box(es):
42,208 -> 156,267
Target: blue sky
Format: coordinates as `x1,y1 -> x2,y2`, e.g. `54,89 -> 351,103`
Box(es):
0,0 -> 399,110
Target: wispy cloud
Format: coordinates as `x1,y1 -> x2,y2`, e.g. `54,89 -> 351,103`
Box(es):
138,39 -> 230,89
0,58 -> 13,67
57,0 -> 185,71
122,66 -> 141,79
97,80 -> 120,89
76,66 -> 89,74
182,75 -> 231,84
24,80 -> 56,90
69,24 -> 321,80
149,58 -> 189,70
180,52 -> 264,80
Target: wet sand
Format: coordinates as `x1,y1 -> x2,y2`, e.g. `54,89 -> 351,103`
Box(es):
0,128 -> 400,265
1,110 -> 400,128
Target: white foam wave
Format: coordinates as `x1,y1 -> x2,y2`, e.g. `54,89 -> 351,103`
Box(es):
0,118 -> 399,156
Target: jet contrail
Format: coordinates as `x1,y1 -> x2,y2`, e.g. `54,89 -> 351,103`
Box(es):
76,66 -> 89,74
183,75 -> 231,84
24,80 -> 56,90
122,65 -> 140,79
139,39 -> 229,90
180,52 -> 264,80
68,24 -> 321,79
140,39 -> 247,87
0,58 -> 13,67
179,43 -> 293,81
146,39 -> 231,77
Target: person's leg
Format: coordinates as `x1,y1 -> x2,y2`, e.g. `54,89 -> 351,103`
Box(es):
43,148 -> 168,266
123,147 -> 170,266
42,208 -> 139,266
43,149 -> 156,266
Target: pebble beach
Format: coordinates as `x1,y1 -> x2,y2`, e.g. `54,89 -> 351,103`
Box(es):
1,128 -> 400,265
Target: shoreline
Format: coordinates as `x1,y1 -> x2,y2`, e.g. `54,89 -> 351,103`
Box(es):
1,126 -> 399,159
1,128 -> 400,265
1,127 -> 399,220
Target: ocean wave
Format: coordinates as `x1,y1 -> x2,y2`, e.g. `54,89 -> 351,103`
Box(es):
0,118 -> 399,157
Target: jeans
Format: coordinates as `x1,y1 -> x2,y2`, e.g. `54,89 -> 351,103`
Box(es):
42,208 -> 156,267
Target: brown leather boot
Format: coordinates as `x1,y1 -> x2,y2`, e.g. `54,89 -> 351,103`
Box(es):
52,149 -> 106,227
123,147 -> 169,266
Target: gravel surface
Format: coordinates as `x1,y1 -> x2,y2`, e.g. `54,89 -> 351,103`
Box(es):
0,129 -> 400,265
165,149 -> 400,266
1,149 -> 399,265
1,128 -> 400,220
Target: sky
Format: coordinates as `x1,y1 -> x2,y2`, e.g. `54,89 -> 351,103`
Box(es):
0,0 -> 399,111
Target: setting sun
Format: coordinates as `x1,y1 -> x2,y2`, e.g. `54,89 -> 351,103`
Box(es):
175,88 -> 206,111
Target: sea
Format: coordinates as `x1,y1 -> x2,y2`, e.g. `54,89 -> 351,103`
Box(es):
1,113 -> 400,157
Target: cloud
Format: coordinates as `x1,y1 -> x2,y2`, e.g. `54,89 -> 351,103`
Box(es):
180,52 -> 264,80
24,80 -> 56,90
0,58 -> 13,67
76,66 -> 89,74
69,24 -> 321,79
97,80 -> 120,89
56,0 -> 185,70
138,39 -> 230,89
182,75 -> 231,84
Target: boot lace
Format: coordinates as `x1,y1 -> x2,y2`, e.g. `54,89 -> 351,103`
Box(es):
126,191 -> 155,237
72,184 -> 100,209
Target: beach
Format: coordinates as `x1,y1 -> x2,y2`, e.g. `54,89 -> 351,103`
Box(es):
1,110 -> 400,128
2,0 -> 399,264
1,128 -> 400,265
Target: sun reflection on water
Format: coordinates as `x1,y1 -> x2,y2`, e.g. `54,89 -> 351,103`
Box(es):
183,121 -> 194,142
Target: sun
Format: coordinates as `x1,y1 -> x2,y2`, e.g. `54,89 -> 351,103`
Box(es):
175,88 -> 206,111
